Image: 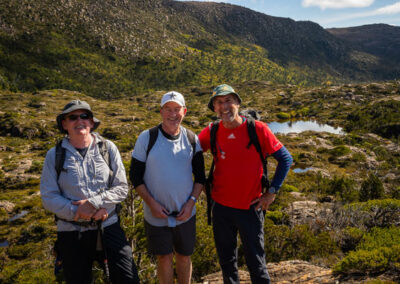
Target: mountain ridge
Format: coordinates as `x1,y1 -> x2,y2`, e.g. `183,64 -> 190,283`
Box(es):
0,0 -> 399,97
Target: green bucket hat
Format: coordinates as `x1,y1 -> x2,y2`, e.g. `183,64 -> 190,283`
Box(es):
208,84 -> 242,112
56,100 -> 100,134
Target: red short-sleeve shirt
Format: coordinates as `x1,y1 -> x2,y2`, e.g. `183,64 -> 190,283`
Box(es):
198,119 -> 282,209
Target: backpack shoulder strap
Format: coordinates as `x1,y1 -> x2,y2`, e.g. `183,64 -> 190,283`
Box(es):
210,121 -> 220,159
246,118 -> 269,191
246,118 -> 262,154
146,125 -> 159,158
97,135 -> 111,169
55,140 -> 65,179
185,128 -> 197,154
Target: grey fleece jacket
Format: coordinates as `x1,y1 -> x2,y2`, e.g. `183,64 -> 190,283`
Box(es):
40,133 -> 128,232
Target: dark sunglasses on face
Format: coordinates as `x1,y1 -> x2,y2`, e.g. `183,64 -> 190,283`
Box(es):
66,113 -> 92,121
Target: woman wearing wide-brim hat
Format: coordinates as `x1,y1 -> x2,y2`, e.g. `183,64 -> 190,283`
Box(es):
41,100 -> 140,283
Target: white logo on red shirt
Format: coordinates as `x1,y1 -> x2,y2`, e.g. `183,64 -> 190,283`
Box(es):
228,133 -> 236,139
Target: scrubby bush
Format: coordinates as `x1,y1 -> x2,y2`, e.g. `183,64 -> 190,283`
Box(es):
330,145 -> 351,157
265,210 -> 289,225
334,226 -> 400,276
281,184 -> 299,192
264,222 -> 339,262
317,175 -> 358,202
360,173 -> 384,202
338,227 -> 364,252
340,199 -> 400,229
276,112 -> 290,120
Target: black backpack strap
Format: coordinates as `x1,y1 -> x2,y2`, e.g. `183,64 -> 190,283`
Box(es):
185,128 -> 197,154
206,121 -> 220,225
55,140 -> 66,180
246,118 -> 269,191
146,125 -> 159,158
96,135 -> 113,188
210,122 -> 220,159
205,159 -> 215,225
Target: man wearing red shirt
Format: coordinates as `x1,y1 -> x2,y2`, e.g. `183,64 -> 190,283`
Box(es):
198,84 -> 292,284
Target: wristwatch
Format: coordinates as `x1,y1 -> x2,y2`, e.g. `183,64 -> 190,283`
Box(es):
268,186 -> 277,194
189,195 -> 197,203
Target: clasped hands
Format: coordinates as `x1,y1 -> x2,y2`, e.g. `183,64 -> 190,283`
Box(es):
149,199 -> 194,222
72,199 -> 108,222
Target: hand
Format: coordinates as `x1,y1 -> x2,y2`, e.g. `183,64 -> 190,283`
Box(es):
176,199 -> 195,222
149,200 -> 169,219
92,208 -> 109,221
72,199 -> 97,221
250,192 -> 276,211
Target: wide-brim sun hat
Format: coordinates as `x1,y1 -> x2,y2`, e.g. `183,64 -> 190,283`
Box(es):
208,84 -> 242,112
56,100 -> 100,134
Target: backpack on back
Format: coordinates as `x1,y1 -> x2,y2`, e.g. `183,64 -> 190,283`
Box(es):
205,114 -> 269,225
55,134 -> 112,181
54,134 -> 120,220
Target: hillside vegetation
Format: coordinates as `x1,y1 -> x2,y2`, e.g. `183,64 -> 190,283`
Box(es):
0,80 -> 399,283
1,0 -> 400,98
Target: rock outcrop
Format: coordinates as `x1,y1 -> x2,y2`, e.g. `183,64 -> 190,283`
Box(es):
199,260 -> 337,283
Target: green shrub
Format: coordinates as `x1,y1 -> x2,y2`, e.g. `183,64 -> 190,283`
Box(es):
330,145 -> 351,157
334,226 -> 400,275
338,227 -> 364,252
281,184 -> 299,192
318,175 -> 358,202
343,199 -> 400,228
360,173 -> 384,202
390,187 -> 400,199
351,152 -> 366,162
265,211 -> 289,224
276,112 -> 290,120
264,222 -> 338,262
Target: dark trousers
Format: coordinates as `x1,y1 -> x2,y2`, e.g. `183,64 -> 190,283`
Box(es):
57,222 -> 140,284
212,202 -> 270,284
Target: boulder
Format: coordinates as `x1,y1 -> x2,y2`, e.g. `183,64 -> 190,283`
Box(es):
0,200 -> 15,213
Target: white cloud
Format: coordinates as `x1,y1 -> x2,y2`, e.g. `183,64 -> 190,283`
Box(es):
375,2 -> 400,14
302,0 -> 374,10
319,1 -> 400,25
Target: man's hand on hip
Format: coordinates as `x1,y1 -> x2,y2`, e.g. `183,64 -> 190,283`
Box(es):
250,192 -> 276,211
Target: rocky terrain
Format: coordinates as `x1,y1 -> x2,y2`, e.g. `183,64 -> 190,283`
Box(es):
0,80 -> 399,283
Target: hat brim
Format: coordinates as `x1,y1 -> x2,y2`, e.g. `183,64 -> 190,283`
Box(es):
208,91 -> 242,112
56,111 -> 100,134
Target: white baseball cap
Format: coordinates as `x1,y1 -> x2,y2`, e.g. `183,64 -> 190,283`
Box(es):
160,91 -> 185,107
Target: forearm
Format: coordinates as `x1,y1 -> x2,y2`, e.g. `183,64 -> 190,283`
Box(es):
40,152 -> 78,220
135,183 -> 158,208
190,182 -> 204,200
271,146 -> 293,191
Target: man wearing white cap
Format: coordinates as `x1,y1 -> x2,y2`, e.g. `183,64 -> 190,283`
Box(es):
130,91 -> 205,284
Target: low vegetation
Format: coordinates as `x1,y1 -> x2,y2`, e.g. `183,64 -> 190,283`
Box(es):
0,80 -> 399,283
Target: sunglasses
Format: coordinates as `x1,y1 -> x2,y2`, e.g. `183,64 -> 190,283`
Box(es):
66,113 -> 92,121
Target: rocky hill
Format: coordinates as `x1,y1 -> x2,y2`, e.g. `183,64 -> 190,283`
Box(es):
0,0 -> 398,98
328,24 -> 400,79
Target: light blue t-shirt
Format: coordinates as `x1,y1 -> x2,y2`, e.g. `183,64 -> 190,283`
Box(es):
132,126 -> 202,227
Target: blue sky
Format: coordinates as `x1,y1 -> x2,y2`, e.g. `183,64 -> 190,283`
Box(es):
178,0 -> 400,28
